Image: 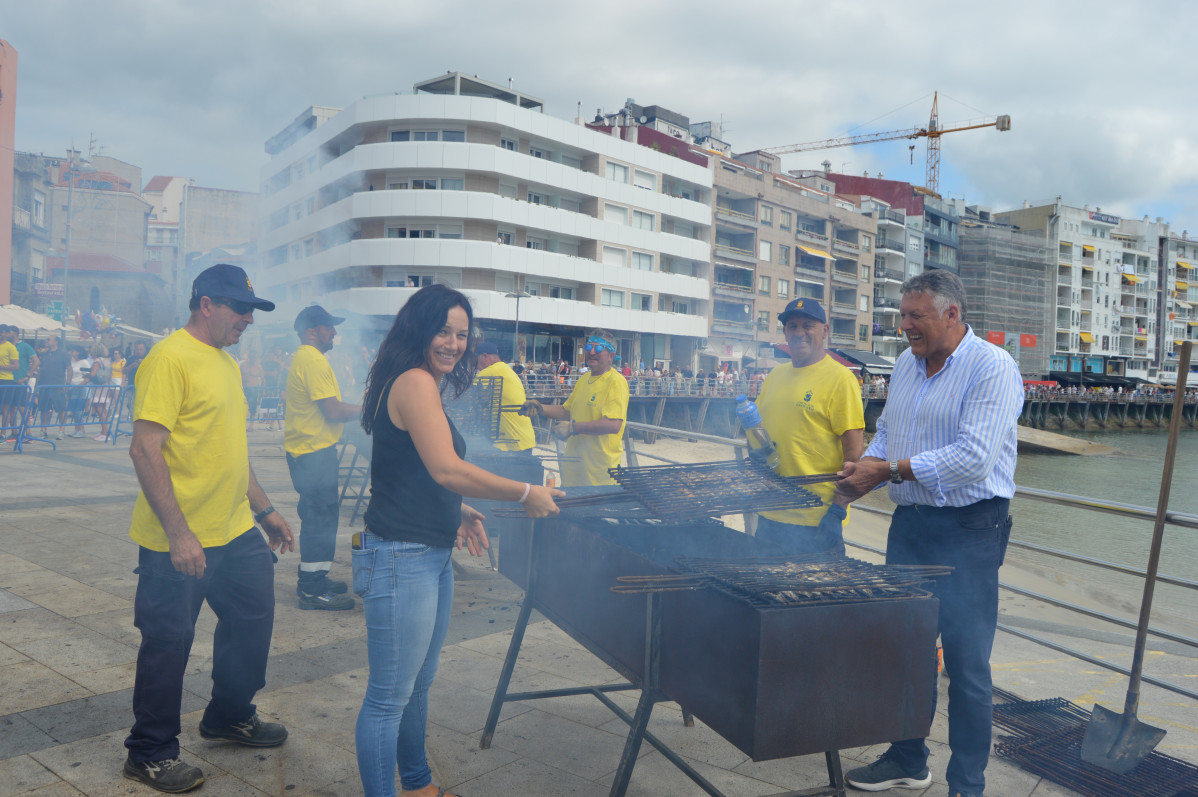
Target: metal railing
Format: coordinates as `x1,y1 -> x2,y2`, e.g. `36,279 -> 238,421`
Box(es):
618,419 -> 1198,702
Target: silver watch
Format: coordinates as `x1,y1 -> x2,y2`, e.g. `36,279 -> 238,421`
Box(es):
889,461 -> 902,484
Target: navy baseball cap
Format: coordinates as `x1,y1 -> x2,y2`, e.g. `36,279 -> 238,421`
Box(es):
778,297 -> 826,324
294,305 -> 345,332
475,341 -> 500,356
191,264 -> 275,311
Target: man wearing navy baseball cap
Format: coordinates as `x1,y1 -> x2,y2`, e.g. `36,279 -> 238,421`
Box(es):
124,264 -> 294,791
285,305 -> 361,610
753,296 -> 864,556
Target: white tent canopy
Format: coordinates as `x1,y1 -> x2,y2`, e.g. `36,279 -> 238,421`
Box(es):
0,304 -> 68,332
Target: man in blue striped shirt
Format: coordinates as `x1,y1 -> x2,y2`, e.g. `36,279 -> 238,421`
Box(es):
836,269 -> 1023,797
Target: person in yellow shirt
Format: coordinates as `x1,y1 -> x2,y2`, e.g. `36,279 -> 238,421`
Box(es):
471,341 -> 543,542
521,329 -> 628,486
285,305 -> 362,610
755,298 -> 864,556
123,263 -> 296,793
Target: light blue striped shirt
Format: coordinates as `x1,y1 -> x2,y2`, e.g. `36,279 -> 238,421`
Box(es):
864,326 -> 1024,507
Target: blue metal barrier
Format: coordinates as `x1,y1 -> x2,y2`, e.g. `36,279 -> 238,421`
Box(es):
1,384 -> 35,450
14,384 -> 125,451
247,386 -> 286,428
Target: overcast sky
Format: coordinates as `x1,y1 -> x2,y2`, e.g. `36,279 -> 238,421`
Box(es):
7,0 -> 1197,230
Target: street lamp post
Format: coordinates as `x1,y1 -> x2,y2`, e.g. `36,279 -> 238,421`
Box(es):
505,287 -> 531,363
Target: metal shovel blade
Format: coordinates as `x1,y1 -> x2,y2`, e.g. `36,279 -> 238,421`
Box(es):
1080,703 -> 1167,775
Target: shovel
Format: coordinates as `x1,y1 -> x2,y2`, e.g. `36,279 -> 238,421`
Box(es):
1080,341 -> 1191,774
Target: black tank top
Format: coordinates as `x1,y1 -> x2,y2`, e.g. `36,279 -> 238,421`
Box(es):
364,378 -> 466,547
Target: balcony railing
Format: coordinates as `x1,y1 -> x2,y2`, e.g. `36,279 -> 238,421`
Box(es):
796,228 -> 829,246
13,207 -> 30,231
833,238 -> 860,254
832,268 -> 857,283
877,237 -> 904,253
713,243 -> 756,264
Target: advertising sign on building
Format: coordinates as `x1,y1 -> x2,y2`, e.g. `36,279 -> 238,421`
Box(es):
34,283 -> 65,299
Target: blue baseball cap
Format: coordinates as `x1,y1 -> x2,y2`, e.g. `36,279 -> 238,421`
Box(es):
778,297 -> 826,324
191,263 -> 275,312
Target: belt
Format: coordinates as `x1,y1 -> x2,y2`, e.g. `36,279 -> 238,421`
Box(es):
897,496 -> 1008,513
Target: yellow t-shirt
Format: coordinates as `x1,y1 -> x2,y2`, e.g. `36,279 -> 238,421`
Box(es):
561,368 -> 629,486
0,341 -> 16,381
110,357 -> 125,383
284,344 -> 344,456
129,329 -> 253,550
756,354 -> 864,526
476,361 -> 535,451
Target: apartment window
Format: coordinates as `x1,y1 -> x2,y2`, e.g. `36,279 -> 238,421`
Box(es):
601,289 -> 625,308
390,131 -> 410,142
758,275 -> 771,295
526,237 -> 546,250
603,246 -> 626,266
33,193 -> 46,226
779,245 -> 790,266
605,203 -> 628,224
499,182 -> 518,199
386,227 -> 436,238
387,179 -> 408,190
406,275 -> 435,287
633,170 -> 657,190
759,240 -> 772,261
496,231 -> 513,245
413,131 -> 439,141
291,243 -> 302,260
672,301 -> 688,314
441,178 -> 464,191
631,252 -> 654,271
529,146 -> 545,159
562,154 -> 582,170
501,138 -> 518,151
442,130 -> 466,142
632,292 -> 652,311
293,204 -> 303,221
411,179 -> 437,190
306,197 -> 315,214
761,206 -> 773,225
861,235 -> 872,252
606,161 -> 629,183
303,238 -> 314,257
758,310 -> 771,328
859,324 -> 869,341
779,210 -> 791,230
859,295 -> 869,312
528,192 -> 545,205
633,210 -> 655,231
549,286 -> 574,300
861,266 -> 870,282
777,279 -> 789,299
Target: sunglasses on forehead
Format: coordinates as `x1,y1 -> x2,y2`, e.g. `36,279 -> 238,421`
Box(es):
211,297 -> 255,315
584,338 -> 614,354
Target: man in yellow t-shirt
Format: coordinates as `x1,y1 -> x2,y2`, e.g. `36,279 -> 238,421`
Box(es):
0,325 -> 20,433
521,329 -> 628,486
285,305 -> 361,610
123,264 -> 295,792
756,298 -> 864,556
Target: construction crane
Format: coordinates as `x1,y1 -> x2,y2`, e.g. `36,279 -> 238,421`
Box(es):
761,92 -> 1011,195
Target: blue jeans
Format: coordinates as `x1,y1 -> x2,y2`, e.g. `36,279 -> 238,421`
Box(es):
754,504 -> 847,556
287,445 -> 341,590
353,532 -> 454,796
125,529 -> 276,763
884,498 -> 1012,795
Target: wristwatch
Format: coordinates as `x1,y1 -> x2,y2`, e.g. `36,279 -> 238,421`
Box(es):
889,461 -> 902,484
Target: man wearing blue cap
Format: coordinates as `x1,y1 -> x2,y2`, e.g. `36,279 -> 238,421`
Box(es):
286,305 -> 361,610
754,297 -> 863,555
124,263 -> 295,792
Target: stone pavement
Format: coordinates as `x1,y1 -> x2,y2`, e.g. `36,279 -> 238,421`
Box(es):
1,432 -> 1194,796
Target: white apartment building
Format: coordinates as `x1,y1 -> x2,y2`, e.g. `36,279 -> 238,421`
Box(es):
1158,231 -> 1198,384
998,201 -> 1163,382
258,73 -> 713,368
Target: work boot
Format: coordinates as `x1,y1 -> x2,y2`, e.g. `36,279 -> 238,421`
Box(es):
297,570 -> 348,597
122,755 -> 205,793
298,587 -> 355,611
198,713 -> 288,747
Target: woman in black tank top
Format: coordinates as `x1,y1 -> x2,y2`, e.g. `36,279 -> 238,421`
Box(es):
352,285 -> 561,797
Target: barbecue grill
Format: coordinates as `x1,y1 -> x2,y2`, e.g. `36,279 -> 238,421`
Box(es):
481,511 -> 940,797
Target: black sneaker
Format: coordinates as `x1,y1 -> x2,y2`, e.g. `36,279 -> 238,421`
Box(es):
845,752 -> 932,791
198,713 -> 288,747
298,589 -> 355,611
123,755 -> 205,793
296,575 -> 348,597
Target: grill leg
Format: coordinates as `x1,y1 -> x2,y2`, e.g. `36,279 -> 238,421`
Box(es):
480,518 -> 539,750
609,687 -> 654,797
824,750 -> 845,796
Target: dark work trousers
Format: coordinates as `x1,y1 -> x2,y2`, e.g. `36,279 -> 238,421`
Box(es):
884,497 -> 1012,795
124,529 -> 276,763
287,444 -> 340,591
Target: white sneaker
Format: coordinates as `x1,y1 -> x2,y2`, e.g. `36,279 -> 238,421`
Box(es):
93,434 -> 107,442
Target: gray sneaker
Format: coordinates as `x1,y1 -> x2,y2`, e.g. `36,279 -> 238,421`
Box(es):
298,588 -> 355,611
846,753 -> 932,791
123,755 -> 205,793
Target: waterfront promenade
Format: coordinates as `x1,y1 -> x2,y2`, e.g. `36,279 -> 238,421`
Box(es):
1,434 -> 1195,795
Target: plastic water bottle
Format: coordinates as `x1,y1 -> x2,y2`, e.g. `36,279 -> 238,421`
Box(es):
735,395 -> 780,470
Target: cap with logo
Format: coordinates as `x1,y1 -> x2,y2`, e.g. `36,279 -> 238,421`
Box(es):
475,341 -> 500,356
191,263 -> 276,312
294,304 -> 345,332
778,297 -> 826,324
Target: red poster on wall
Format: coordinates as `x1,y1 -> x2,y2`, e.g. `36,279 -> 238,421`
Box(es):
1020,333 -> 1037,347
986,331 -> 1005,345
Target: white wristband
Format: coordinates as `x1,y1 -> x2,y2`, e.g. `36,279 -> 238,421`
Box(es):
518,482 -> 532,503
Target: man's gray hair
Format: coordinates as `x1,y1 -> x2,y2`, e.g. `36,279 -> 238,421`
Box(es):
901,269 -> 967,321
